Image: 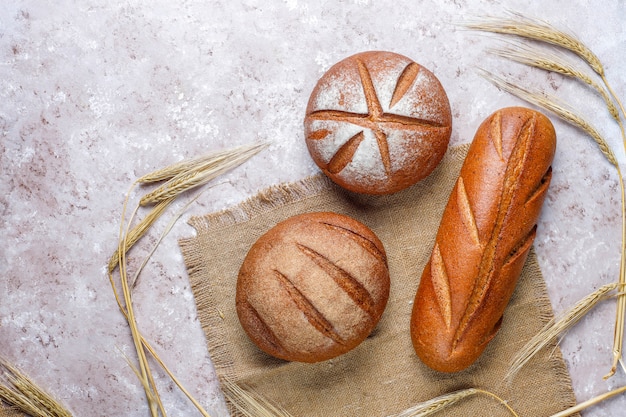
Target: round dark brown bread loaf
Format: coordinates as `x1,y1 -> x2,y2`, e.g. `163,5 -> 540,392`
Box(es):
236,212 -> 390,363
304,50 -> 452,195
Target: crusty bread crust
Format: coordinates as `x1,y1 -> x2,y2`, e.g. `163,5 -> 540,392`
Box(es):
304,51 -> 452,195
411,107 -> 557,373
237,212 -> 390,363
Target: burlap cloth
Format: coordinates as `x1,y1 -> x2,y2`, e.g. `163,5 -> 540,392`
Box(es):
0,405 -> 23,417
180,145 -> 578,417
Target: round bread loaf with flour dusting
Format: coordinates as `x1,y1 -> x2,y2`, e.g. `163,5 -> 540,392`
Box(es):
236,212 -> 390,363
304,51 -> 452,195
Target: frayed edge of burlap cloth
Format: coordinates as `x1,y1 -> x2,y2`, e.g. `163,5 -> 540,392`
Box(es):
180,145 -> 578,417
0,404 -> 25,417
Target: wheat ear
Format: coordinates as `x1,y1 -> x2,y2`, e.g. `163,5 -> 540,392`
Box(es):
506,283 -> 620,382
0,356 -> 73,417
138,146 -> 258,183
107,197 -> 175,273
478,69 -> 619,167
139,142 -> 267,206
391,388 -> 518,417
221,380 -> 294,417
488,42 -> 620,122
464,12 -> 604,76
465,9 -> 626,141
467,12 -> 626,143
222,382 -> 520,417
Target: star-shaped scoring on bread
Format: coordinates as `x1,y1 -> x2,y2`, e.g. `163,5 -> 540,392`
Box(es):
306,59 -> 447,176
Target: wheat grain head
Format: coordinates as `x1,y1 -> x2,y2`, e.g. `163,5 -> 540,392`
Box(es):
478,69 -> 618,167
0,357 -> 72,417
222,380 -> 293,417
505,283 -> 619,381
392,388 -> 518,417
465,12 -> 604,76
140,142 -> 267,206
488,42 -> 620,121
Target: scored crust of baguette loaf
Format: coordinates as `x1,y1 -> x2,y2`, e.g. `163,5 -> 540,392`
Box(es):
410,107 -> 557,373
236,212 -> 390,363
304,51 -> 452,195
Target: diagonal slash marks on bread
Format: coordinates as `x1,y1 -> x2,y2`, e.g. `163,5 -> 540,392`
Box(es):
297,243 -> 377,319
452,114 -> 535,349
411,107 -> 557,373
237,212 -> 390,363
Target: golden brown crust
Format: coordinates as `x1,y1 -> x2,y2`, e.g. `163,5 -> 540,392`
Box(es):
410,107 -> 557,373
304,51 -> 452,195
236,212 -> 390,363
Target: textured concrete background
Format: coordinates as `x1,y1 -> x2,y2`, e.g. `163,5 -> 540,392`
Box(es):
1,1 -> 625,416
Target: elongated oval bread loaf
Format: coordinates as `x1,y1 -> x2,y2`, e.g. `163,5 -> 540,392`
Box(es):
237,212 -> 390,363
410,107 -> 557,373
304,51 -> 452,195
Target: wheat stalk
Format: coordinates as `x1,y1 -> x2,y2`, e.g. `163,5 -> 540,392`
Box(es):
129,190 -> 206,289
108,187 -> 214,417
0,356 -> 72,417
549,384 -> 626,417
111,193 -> 214,414
114,194 -> 210,417
506,283 -> 620,381
109,198 -> 214,417
115,185 -> 164,417
118,348 -> 160,411
139,143 -> 267,206
107,275 -> 214,417
391,388 -> 519,417
105,142 -> 266,416
610,177 -> 626,378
